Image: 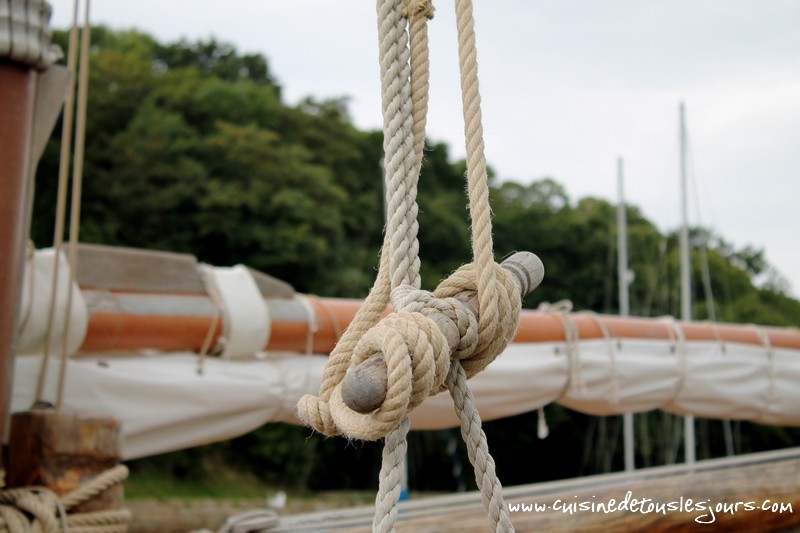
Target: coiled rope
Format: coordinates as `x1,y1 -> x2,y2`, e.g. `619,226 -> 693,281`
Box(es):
298,0 -> 521,531
0,465 -> 131,533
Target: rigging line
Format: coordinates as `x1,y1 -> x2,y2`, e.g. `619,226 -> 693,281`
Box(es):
56,0 -> 92,410
685,134 -> 715,314
34,0 -> 81,405
685,127 -> 718,322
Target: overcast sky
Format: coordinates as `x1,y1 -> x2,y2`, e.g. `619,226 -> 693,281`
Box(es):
52,0 -> 800,299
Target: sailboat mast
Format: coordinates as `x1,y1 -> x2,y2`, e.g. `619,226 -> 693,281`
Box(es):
617,157 -> 635,472
679,101 -> 696,465
679,103 -> 692,323
617,157 -> 630,317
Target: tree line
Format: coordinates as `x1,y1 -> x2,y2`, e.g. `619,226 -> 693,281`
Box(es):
35,27 -> 800,493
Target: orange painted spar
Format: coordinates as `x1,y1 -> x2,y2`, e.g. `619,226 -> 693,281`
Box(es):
82,313 -> 223,353
76,291 -> 800,354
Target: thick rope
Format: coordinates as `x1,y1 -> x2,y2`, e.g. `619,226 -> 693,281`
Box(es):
0,465 -> 131,533
446,1 -> 516,530
296,0 -> 419,439
372,416 -> 410,533
298,0 -> 521,530
447,363 -> 513,532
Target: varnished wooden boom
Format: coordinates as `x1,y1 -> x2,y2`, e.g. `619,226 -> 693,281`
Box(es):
76,290 -> 800,355
63,244 -> 800,355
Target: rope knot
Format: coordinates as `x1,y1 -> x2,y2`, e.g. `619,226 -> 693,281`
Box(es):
298,304 -> 451,441
402,0 -> 435,20
336,310 -> 449,440
434,261 -> 521,379
391,285 -> 478,359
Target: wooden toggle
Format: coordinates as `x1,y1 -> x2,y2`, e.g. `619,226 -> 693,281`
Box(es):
341,251 -> 544,414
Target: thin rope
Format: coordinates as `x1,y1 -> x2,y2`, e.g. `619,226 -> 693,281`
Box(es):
753,325 -> 777,418
579,311 -> 620,404
539,300 -> 584,397
56,0 -> 92,410
308,295 -> 342,343
35,0 -> 81,406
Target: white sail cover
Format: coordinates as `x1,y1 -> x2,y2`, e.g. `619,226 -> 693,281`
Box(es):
10,336 -> 800,459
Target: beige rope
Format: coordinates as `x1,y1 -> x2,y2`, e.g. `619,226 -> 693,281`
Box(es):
298,0 -> 522,530
35,0 -> 81,406
447,363 -> 512,532
57,0 -> 93,410
0,465 -> 131,533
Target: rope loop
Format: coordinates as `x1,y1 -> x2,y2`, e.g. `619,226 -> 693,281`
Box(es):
325,311 -> 449,441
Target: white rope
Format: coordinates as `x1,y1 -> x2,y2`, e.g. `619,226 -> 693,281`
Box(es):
752,325 -> 777,418
660,316 -> 689,399
579,311 -> 620,404
538,300 -> 585,397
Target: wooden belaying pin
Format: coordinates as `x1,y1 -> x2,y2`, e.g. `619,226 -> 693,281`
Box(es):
340,251 -> 544,414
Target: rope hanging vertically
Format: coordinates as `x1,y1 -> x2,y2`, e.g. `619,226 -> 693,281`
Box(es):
298,0 -> 542,530
35,0 -> 82,407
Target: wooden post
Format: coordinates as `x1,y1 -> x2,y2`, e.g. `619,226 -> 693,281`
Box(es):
7,410 -> 123,513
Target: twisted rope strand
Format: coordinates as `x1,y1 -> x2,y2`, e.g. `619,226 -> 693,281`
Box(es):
371,1 -> 433,529
380,0 -> 419,289
372,416 -> 410,533
447,362 -> 514,532
407,0 -> 433,181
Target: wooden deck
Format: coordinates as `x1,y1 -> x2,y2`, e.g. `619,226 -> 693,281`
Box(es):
270,447 -> 800,532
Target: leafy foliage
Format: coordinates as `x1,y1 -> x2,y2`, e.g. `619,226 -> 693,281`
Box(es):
38,27 -> 800,494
